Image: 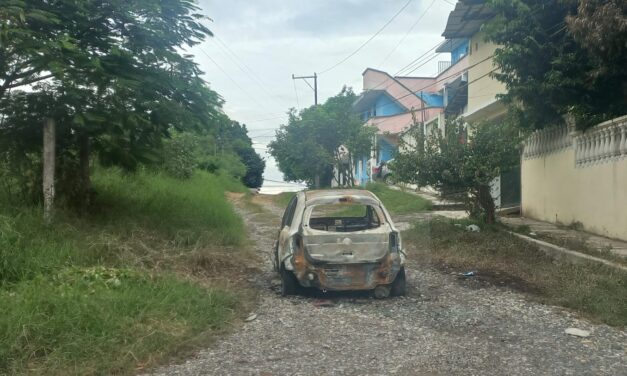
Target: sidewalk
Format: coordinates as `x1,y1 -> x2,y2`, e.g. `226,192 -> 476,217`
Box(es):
500,216 -> 627,260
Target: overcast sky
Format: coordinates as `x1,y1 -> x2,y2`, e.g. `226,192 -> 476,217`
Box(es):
192,0 -> 455,183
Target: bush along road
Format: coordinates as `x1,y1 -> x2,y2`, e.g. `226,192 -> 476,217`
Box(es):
150,194 -> 627,376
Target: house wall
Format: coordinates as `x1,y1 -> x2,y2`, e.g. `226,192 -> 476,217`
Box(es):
451,39 -> 469,65
374,95 -> 404,117
466,30 -> 507,115
362,70 -> 426,111
394,77 -> 435,92
433,54 -> 469,92
521,119 -> 627,241
378,138 -> 395,163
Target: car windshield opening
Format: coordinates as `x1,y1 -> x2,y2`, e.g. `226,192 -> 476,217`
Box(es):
309,204 -> 381,232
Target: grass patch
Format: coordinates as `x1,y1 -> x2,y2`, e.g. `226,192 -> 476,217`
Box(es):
272,192 -> 296,208
366,182 -> 431,214
270,184 -> 432,215
404,218 -> 627,327
0,268 -> 236,375
0,168 -> 253,374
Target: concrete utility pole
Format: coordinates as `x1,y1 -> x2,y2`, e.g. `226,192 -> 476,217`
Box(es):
43,118 -> 56,224
292,73 -> 318,105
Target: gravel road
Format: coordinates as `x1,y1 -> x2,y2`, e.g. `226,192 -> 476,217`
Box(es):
151,196 -> 626,376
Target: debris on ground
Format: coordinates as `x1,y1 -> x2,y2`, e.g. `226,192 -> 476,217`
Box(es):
312,299 -> 336,308
245,314 -> 258,322
466,224 -> 481,232
565,328 -> 591,338
462,271 -> 477,277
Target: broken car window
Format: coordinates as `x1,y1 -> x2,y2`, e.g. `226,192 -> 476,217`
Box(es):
309,204 -> 381,232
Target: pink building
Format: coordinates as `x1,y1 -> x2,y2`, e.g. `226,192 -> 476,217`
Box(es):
349,44 -> 469,185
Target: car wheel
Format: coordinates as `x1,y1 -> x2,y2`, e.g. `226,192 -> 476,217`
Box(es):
384,174 -> 395,185
280,267 -> 300,296
390,267 -> 406,296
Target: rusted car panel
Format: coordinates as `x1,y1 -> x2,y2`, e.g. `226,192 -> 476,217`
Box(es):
274,190 -> 406,297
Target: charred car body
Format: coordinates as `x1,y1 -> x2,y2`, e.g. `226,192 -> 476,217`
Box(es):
273,190 -> 406,298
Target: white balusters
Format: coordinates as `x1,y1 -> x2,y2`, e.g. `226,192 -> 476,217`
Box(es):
619,125 -> 627,157
523,115 -> 627,165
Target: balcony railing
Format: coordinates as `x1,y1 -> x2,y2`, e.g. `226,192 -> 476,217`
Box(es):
438,61 -> 451,74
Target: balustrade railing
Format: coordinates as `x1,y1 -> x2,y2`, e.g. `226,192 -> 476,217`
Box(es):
574,115 -> 627,167
522,115 -> 627,167
522,126 -> 571,159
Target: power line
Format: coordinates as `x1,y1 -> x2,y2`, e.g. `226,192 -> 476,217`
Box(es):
370,54 -> 497,120
378,0 -> 437,68
212,36 -> 290,110
394,41 -> 442,77
245,116 -> 287,124
199,47 -> 277,116
318,0 -> 414,75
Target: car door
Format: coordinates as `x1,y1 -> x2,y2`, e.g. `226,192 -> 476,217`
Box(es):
275,195 -> 298,270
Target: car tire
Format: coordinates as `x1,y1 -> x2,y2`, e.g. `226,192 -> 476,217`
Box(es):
390,267 -> 406,296
280,267 -> 300,296
384,174 -> 395,185
272,247 -> 279,272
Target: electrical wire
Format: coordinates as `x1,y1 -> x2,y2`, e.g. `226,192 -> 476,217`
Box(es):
378,0 -> 437,68
199,47 -> 278,116
212,36 -> 291,110
318,0 -> 414,74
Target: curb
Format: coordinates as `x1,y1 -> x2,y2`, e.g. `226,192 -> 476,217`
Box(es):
508,232 -> 627,272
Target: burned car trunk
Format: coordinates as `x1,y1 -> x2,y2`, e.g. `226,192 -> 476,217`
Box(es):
274,190 -> 406,298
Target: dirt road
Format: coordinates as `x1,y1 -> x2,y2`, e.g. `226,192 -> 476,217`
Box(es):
151,195 -> 626,376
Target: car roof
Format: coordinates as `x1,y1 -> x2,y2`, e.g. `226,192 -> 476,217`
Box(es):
303,189 -> 380,203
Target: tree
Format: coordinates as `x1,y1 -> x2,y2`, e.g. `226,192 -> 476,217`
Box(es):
268,87 -> 375,188
160,116 -> 265,188
0,0 -> 221,208
394,118 -> 521,224
483,0 -> 626,130
566,0 -> 627,106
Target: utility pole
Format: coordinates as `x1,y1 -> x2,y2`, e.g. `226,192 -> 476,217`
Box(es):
292,73 -> 317,105
43,118 -> 56,224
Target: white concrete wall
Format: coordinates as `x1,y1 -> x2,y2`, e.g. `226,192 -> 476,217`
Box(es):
522,119 -> 627,241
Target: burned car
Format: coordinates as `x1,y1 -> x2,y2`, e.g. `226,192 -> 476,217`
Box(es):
272,190 -> 406,298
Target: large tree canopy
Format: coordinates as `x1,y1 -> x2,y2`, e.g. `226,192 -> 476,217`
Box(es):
0,0 -> 248,207
268,87 -> 375,188
484,0 -> 626,130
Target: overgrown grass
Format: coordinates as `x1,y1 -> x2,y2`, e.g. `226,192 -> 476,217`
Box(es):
0,269 -> 236,374
366,182 -> 431,214
0,168 -> 252,375
404,218 -> 627,327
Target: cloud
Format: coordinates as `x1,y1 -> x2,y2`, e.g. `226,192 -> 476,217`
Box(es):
192,0 -> 455,137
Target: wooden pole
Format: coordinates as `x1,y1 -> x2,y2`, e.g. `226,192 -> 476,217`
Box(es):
43,118 -> 55,224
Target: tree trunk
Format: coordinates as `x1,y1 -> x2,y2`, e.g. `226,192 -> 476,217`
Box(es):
477,184 -> 496,224
78,130 -> 91,212
347,151 -> 355,187
43,118 -> 56,224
